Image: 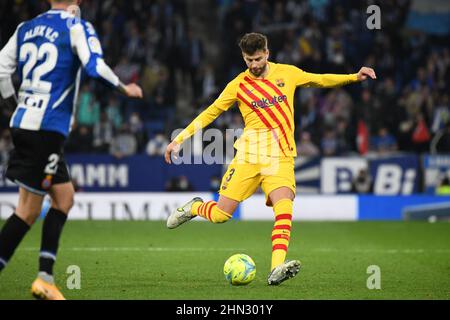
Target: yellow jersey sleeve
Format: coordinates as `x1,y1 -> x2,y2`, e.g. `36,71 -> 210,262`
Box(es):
174,104 -> 224,144
290,66 -> 359,88
173,80 -> 238,144
213,79 -> 239,111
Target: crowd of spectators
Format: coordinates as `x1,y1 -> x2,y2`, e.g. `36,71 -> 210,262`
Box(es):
0,0 -> 449,162
0,0 -> 187,158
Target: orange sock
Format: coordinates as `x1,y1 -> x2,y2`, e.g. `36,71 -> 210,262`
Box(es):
271,199 -> 293,270
192,201 -> 232,223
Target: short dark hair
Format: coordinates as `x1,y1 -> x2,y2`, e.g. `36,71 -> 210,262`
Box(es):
239,33 -> 268,55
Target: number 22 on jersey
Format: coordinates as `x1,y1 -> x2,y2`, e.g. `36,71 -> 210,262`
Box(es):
19,42 -> 58,94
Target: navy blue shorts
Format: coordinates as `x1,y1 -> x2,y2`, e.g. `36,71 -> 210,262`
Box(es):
6,128 -> 70,195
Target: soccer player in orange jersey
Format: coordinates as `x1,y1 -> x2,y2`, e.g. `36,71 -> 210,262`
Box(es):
165,33 -> 376,285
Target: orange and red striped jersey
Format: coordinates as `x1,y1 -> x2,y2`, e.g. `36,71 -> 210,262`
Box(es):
174,62 -> 358,157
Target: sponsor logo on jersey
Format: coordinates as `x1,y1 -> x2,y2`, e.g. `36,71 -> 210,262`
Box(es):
251,95 -> 287,109
88,37 -> 103,55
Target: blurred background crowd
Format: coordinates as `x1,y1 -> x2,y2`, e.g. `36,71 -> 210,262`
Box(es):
0,0 -> 449,163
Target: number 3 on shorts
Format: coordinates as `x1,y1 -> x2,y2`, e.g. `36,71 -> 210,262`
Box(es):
226,168 -> 236,182
44,153 -> 60,175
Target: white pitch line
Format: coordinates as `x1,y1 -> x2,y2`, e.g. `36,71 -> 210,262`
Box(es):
17,247 -> 450,254
19,247 -> 247,252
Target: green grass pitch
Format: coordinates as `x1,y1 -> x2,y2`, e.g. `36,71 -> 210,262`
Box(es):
0,220 -> 449,300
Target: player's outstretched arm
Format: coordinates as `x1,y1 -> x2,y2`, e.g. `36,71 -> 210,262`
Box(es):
118,82 -> 143,99
294,66 -> 377,88
164,104 -> 225,164
356,67 -> 377,81
164,79 -> 237,164
70,21 -> 143,99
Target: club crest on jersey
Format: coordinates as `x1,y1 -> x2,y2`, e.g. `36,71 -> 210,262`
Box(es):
41,175 -> 53,190
276,79 -> 285,87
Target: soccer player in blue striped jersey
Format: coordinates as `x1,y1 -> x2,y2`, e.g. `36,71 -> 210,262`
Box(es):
0,0 -> 143,299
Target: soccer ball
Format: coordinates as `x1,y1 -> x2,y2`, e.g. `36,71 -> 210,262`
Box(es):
223,254 -> 256,285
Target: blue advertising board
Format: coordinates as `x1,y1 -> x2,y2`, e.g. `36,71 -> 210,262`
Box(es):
422,154 -> 450,194
0,154 -> 441,195
320,154 -> 420,195
0,155 -> 223,192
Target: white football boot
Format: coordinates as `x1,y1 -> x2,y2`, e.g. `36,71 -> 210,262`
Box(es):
267,260 -> 302,285
166,197 -> 203,229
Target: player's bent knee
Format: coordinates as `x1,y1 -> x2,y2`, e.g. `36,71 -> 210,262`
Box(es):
60,198 -> 74,214
16,203 -> 43,226
67,195 -> 75,211
15,209 -> 40,226
52,196 -> 74,215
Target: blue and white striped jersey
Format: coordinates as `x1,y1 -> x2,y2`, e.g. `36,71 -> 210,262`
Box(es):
0,9 -> 120,137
